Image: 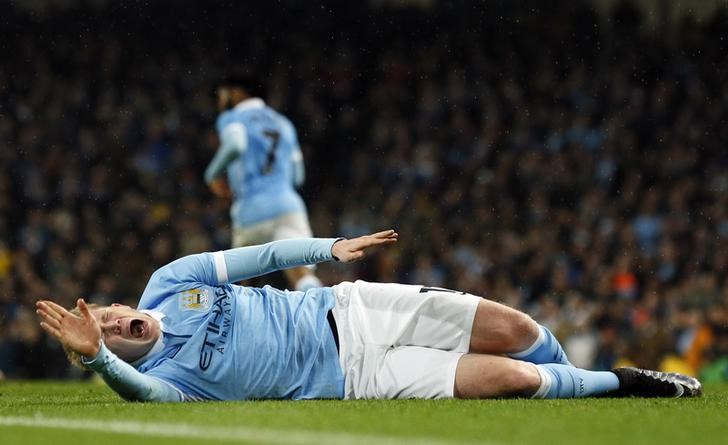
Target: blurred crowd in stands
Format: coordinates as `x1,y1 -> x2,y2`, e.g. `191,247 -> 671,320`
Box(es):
1,0 -> 727,382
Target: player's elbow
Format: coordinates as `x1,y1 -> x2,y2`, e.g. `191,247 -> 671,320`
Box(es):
119,388 -> 180,403
118,389 -> 153,403
203,169 -> 217,185
293,165 -> 305,187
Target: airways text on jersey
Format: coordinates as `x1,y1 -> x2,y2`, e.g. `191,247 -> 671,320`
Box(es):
199,288 -> 232,370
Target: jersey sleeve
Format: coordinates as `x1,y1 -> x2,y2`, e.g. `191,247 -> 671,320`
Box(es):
291,143 -> 305,187
204,122 -> 248,183
287,120 -> 305,187
137,252 -> 220,309
220,238 -> 340,283
142,237 -> 338,293
82,343 -> 188,402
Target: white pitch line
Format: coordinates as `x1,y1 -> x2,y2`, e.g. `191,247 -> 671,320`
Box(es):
0,415 -> 499,445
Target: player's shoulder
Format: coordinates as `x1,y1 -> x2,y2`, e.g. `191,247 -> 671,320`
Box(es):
216,110 -> 236,133
265,104 -> 291,122
138,254 -> 214,309
266,106 -> 296,135
137,265 -> 173,309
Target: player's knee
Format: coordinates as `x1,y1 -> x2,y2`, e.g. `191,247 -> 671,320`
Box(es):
505,310 -> 539,350
470,301 -> 540,354
502,362 -> 541,396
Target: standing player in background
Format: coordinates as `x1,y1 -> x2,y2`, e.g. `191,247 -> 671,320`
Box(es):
205,75 -> 321,292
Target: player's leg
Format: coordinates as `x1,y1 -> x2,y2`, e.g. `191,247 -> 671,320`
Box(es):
342,345 -> 622,399
232,222 -> 273,248
455,355 -> 703,399
456,354 -> 619,399
331,281 -> 570,365
274,212 -> 322,292
283,266 -> 321,292
231,213 -> 322,291
461,306 -> 701,398
231,223 -> 274,286
333,283 -> 701,399
454,354 -> 541,398
338,344 -> 535,400
469,299 -> 572,366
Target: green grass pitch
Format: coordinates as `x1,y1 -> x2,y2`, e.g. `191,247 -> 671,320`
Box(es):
1,381 -> 727,445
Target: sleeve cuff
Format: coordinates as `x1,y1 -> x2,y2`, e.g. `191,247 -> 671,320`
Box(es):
81,342 -> 110,370
330,237 -> 345,261
212,250 -> 229,284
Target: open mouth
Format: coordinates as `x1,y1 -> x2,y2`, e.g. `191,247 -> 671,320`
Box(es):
130,319 -> 146,338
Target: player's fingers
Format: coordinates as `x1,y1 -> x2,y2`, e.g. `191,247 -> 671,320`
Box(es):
41,300 -> 71,317
39,321 -> 62,339
362,233 -> 398,247
77,298 -> 92,320
36,302 -> 64,322
36,306 -> 62,326
369,229 -> 397,239
372,234 -> 398,244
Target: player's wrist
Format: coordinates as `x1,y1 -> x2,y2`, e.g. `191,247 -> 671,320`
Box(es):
81,340 -> 106,366
84,338 -> 103,359
331,237 -> 346,261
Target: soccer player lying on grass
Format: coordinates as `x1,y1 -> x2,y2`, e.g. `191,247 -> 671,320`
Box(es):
36,230 -> 701,402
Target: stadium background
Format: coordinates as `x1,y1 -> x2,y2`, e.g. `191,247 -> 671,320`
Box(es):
1,0 -> 727,385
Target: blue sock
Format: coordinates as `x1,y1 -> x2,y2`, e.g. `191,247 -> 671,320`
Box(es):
533,364 -> 620,398
509,325 -> 572,366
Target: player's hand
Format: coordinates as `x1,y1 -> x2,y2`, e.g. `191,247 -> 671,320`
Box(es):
331,229 -> 398,263
36,298 -> 102,358
209,178 -> 232,199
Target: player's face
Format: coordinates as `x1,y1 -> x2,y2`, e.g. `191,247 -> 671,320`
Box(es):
90,304 -> 161,363
217,87 -> 234,111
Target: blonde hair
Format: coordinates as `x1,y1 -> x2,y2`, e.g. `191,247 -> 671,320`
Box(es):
63,303 -> 102,370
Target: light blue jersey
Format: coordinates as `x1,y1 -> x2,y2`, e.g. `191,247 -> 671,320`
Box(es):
83,238 -> 344,402
205,98 -> 307,227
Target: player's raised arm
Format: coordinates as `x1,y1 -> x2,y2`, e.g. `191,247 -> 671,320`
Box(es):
289,124 -> 305,188
145,230 -> 398,292
204,121 -> 248,198
218,229 -> 399,283
291,144 -> 305,188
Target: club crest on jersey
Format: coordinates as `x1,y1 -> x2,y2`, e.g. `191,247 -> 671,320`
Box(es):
179,288 -> 210,312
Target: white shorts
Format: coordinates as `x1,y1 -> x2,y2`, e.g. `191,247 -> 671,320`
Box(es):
330,280 -> 481,399
232,212 -> 313,247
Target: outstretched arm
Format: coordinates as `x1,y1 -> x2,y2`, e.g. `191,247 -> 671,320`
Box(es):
220,229 -> 399,283
36,299 -> 186,402
82,342 -> 186,402
137,230 -> 398,309
204,122 -> 247,198
291,145 -> 305,188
